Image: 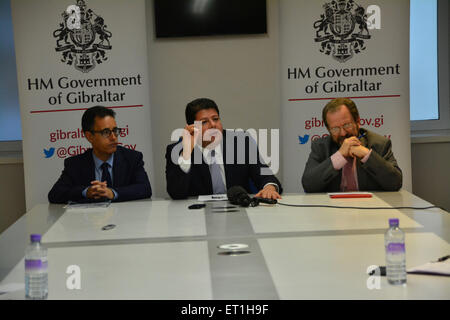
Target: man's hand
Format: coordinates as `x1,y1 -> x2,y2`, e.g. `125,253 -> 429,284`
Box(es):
182,123 -> 201,160
338,137 -> 361,157
349,145 -> 369,159
255,184 -> 282,200
86,180 -> 114,200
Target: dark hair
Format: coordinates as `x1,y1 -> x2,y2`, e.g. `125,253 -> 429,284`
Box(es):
322,98 -> 360,129
81,106 -> 116,132
185,98 -> 220,125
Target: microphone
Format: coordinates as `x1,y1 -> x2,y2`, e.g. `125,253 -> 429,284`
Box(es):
227,186 -> 256,207
253,197 -> 278,205
227,186 -> 278,207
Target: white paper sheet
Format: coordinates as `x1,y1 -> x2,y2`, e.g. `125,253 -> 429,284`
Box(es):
198,194 -> 228,202
407,258 -> 450,276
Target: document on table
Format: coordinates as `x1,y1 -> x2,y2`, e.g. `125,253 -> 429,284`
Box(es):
198,194 -> 228,202
63,200 -> 111,210
407,257 -> 450,276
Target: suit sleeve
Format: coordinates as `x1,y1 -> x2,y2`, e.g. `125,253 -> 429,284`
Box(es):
165,143 -> 194,199
48,158 -> 86,204
247,137 -> 283,194
361,139 -> 402,191
114,151 -> 152,201
301,140 -> 340,193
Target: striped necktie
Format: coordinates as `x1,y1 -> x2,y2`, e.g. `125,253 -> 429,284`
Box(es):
341,157 -> 358,192
101,162 -> 113,187
208,150 -> 226,194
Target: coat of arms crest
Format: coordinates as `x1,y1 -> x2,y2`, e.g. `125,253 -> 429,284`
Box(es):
313,0 -> 371,62
53,0 -> 112,73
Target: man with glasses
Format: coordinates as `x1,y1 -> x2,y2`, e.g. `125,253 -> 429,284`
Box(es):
48,106 -> 152,203
165,98 -> 282,199
301,98 -> 402,192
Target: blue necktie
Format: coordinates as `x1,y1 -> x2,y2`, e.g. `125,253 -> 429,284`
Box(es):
101,162 -> 113,187
209,150 -> 226,194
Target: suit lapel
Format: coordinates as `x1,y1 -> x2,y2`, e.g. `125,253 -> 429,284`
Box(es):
222,130 -> 232,190
112,148 -> 121,188
84,149 -> 96,183
193,146 -> 213,193
329,139 -> 343,191
356,128 -> 368,190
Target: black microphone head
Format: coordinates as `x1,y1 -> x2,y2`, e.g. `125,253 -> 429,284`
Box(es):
227,186 -> 251,207
227,185 -> 247,201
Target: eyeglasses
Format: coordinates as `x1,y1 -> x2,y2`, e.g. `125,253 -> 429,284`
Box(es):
329,122 -> 354,134
199,117 -> 220,126
90,127 -> 122,138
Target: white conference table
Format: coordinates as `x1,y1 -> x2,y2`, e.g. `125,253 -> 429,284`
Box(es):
0,190 -> 449,300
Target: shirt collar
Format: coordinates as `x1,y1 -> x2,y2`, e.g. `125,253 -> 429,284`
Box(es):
92,152 -> 114,170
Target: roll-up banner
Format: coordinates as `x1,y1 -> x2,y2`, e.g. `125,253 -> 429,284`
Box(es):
11,0 -> 154,210
280,0 -> 412,192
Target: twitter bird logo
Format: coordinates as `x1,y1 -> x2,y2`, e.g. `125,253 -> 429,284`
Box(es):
298,135 -> 309,145
43,148 -> 55,158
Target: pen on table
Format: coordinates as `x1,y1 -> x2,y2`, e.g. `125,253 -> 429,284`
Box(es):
437,255 -> 450,262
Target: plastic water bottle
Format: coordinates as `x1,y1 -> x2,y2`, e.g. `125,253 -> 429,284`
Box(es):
384,218 -> 407,285
25,234 -> 48,299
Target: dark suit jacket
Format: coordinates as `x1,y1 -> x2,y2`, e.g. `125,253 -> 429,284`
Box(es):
165,130 -> 282,199
301,128 -> 402,192
48,146 -> 152,203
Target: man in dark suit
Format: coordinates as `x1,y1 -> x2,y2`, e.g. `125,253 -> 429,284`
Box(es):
48,106 -> 152,203
301,98 -> 402,193
165,98 -> 282,200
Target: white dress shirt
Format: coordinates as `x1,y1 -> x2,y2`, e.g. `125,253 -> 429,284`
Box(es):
177,144 -> 279,193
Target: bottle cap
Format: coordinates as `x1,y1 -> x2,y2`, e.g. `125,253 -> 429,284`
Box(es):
30,234 -> 41,242
389,218 -> 399,227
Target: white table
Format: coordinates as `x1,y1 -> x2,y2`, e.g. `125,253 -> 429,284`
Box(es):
1,190 -> 449,300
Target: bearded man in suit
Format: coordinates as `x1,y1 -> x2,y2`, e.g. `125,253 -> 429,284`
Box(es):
302,98 -> 402,193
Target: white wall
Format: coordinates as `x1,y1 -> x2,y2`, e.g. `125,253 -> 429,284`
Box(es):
411,141 -> 450,211
0,160 -> 25,234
